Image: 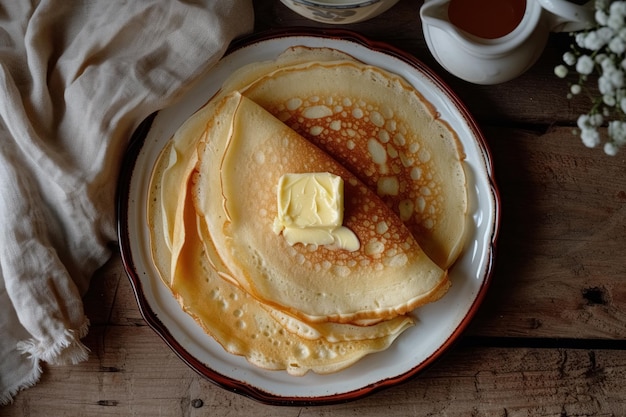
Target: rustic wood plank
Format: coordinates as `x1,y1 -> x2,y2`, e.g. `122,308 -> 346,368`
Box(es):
473,126 -> 626,339
82,253 -> 144,327
3,323 -> 625,416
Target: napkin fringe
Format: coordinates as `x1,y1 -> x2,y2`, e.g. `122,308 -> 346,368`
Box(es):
0,364 -> 41,405
16,319 -> 90,366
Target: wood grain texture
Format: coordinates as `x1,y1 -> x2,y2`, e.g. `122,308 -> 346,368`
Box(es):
2,0 -> 626,415
473,126 -> 626,340
4,309 -> 626,416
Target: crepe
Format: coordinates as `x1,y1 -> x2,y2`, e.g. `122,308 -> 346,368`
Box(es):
238,59 -> 467,269
207,46 -> 467,269
147,97 -> 415,375
147,46 -> 467,375
193,92 -> 449,324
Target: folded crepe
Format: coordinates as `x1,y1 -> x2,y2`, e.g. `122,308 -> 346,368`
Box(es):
147,47 -> 467,374
148,94 -> 416,375
192,92 -> 449,324
204,46 -> 468,269
238,58 -> 467,270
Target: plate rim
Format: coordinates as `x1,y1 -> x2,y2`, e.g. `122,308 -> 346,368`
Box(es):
116,27 -> 501,406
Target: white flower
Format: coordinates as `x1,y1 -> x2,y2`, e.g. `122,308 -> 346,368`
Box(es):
578,113 -> 604,130
606,13 -> 624,30
608,15 -> 623,30
596,53 -> 608,66
604,141 -> 619,155
556,0 -> 626,154
604,94 -> 616,105
610,0 -> 626,17
581,31 -> 606,49
606,66 -> 625,88
600,54 -> 615,71
576,32 -> 587,48
555,65 -> 569,78
598,74 -> 613,94
576,55 -> 595,74
563,52 -> 577,66
598,64 -> 625,96
577,114 -> 590,130
608,3 -> 626,29
579,27 -> 614,50
581,128 -> 601,147
609,36 -> 626,53
591,112 -> 604,126
608,120 -> 626,143
596,0 -> 610,10
598,26 -> 616,43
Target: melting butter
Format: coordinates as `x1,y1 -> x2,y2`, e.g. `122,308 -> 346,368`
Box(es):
273,172 -> 360,252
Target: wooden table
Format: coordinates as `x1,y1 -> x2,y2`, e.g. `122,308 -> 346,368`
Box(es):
4,1 -> 626,415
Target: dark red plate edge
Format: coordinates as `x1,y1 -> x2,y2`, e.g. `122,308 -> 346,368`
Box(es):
115,27 -> 502,407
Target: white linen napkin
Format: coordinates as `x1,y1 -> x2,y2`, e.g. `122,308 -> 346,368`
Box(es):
0,0 -> 254,404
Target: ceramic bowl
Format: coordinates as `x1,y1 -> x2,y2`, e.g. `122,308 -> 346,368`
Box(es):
280,0 -> 400,24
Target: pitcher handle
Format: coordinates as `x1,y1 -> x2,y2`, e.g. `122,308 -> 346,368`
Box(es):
537,0 -> 595,32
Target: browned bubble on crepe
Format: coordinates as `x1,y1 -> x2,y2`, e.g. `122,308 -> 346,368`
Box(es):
193,92 -> 449,324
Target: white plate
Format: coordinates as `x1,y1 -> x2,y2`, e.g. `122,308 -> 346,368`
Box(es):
117,29 -> 500,405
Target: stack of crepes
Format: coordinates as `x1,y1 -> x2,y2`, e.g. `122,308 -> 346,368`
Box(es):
148,46 -> 468,375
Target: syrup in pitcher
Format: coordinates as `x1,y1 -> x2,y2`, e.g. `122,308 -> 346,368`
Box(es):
448,0 -> 526,39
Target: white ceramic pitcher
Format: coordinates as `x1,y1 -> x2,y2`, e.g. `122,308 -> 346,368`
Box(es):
420,0 -> 595,84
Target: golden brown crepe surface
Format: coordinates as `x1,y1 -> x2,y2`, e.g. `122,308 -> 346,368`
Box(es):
146,46 -> 467,375
147,92 -> 417,376
239,60 -> 467,269
194,92 -> 449,323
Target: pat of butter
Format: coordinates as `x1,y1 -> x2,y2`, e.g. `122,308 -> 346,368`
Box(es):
273,173 -> 360,251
